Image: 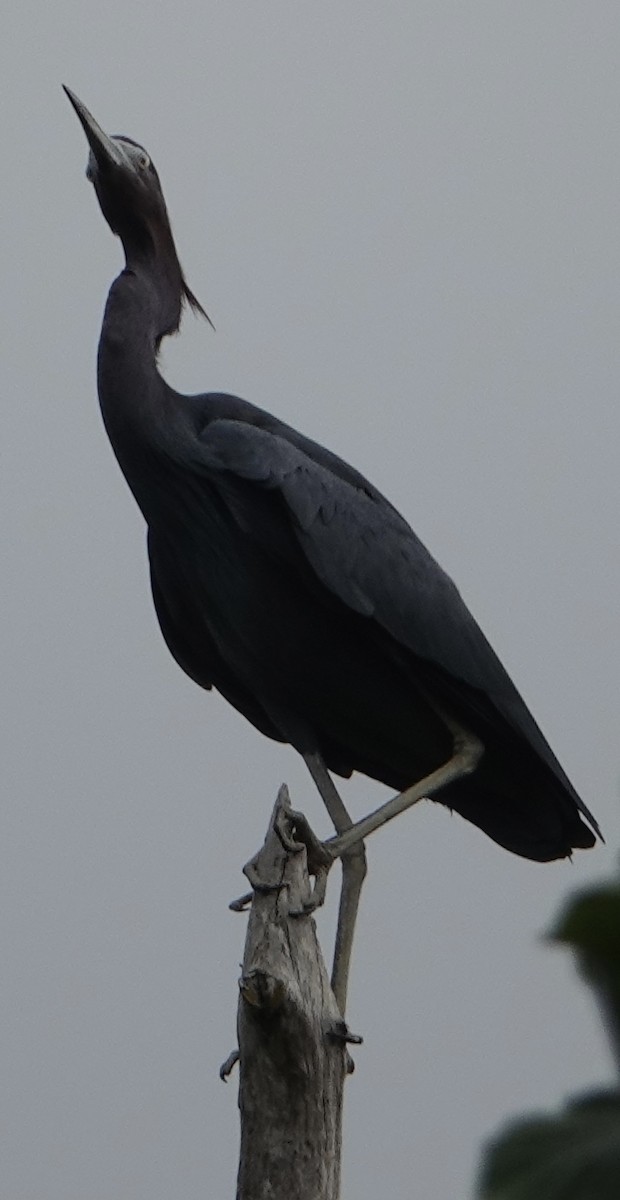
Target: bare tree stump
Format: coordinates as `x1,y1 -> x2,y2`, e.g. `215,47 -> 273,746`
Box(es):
231,785 -> 352,1200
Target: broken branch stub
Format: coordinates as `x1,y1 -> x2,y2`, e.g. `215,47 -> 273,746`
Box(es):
235,786 -> 347,1200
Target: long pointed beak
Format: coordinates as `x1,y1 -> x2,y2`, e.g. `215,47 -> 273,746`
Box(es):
63,86 -> 126,172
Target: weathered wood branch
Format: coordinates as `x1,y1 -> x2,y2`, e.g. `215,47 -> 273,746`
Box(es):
231,785 -> 355,1200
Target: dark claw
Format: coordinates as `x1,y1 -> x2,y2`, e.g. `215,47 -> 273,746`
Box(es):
230,878 -> 285,910
287,809 -> 333,875
326,1017 -> 363,1046
274,805 -> 305,853
219,1049 -> 240,1080
241,857 -> 288,899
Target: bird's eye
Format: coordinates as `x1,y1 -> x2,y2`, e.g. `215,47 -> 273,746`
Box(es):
137,151 -> 151,170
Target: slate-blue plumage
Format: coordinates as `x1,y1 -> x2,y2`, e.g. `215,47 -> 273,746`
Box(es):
66,88 -> 599,868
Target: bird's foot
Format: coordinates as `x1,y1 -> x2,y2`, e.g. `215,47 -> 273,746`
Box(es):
219,1049 -> 239,1081
274,805 -> 331,866
229,856 -> 289,911
231,803 -> 335,915
326,1019 -> 363,1074
288,862 -> 329,916
275,806 -> 334,915
326,1017 -> 363,1046
242,857 -> 289,903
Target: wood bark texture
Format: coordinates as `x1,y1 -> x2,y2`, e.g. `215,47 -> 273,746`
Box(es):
235,786 -> 348,1200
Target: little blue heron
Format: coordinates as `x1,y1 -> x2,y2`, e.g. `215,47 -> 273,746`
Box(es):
64,88 -> 599,1014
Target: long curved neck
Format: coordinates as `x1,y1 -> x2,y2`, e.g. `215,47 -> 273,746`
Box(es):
96,251 -> 186,505
120,221 -> 186,340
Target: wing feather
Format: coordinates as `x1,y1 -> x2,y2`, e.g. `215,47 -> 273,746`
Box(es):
191,413 -> 600,838
196,417 -> 502,688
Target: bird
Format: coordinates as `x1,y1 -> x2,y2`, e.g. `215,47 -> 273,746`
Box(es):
64,88 -> 599,1014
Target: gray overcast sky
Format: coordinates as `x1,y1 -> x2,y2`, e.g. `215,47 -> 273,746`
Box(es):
3,4 -> 620,1197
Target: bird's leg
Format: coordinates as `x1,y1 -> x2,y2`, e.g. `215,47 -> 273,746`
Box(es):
325,717 -> 484,860
303,751 -> 367,1019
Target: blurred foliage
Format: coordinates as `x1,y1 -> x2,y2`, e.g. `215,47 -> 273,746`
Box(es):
476,865 -> 620,1200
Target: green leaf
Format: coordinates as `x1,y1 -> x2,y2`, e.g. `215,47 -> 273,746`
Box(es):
550,882 -> 620,964
549,880 -> 620,1071
477,1090 -> 620,1200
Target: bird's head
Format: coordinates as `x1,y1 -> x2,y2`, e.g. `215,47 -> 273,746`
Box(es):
64,87 -> 209,326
